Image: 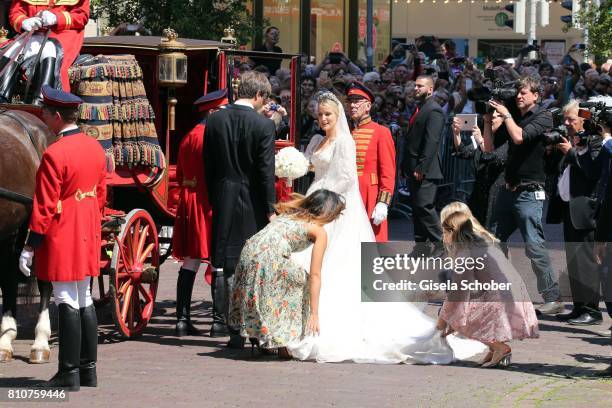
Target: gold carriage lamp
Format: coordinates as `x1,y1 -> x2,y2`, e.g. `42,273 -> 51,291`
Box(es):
158,28 -> 187,138
220,27 -> 237,48
221,27 -> 240,99
157,28 -> 188,87
157,28 -> 187,158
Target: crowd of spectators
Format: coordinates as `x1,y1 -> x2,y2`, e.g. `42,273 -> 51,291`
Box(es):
242,30 -> 611,153
229,27 -> 612,376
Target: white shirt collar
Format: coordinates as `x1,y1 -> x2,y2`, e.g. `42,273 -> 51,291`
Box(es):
234,100 -> 254,109
59,124 -> 79,134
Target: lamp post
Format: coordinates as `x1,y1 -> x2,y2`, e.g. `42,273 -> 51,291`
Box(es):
157,28 -> 188,159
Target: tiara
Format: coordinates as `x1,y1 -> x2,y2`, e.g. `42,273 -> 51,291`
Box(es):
315,91 -> 340,105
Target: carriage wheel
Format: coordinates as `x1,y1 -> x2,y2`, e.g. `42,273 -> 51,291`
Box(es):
109,209 -> 159,338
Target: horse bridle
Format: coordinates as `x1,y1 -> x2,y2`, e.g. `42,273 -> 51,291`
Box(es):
0,109 -> 44,205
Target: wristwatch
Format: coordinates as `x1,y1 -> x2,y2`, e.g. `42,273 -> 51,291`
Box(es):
503,113 -> 512,121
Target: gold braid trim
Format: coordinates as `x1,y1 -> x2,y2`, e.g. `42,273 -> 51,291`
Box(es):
377,191 -> 392,205
62,11 -> 72,29
13,15 -> 26,32
20,0 -> 50,5
56,185 -> 97,213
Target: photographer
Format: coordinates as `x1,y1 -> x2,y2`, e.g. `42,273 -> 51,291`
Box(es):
487,75 -> 563,315
313,52 -> 364,77
546,100 -> 603,325
251,26 -> 283,76
515,42 -> 549,74
559,51 -> 582,107
451,112 -> 508,227
540,77 -> 560,109
262,96 -> 289,140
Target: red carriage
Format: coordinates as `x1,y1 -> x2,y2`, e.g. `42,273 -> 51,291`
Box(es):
2,32 -> 302,339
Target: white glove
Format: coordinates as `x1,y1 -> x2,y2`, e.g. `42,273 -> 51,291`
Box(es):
40,10 -> 57,27
19,248 -> 34,277
21,17 -> 43,32
371,202 -> 388,226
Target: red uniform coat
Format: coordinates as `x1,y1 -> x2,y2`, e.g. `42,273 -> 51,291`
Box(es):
352,118 -> 396,241
172,122 -> 212,260
28,129 -> 106,282
9,0 -> 90,91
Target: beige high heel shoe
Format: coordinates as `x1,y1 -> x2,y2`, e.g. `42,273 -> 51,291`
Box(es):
479,351 -> 494,366
482,347 -> 512,368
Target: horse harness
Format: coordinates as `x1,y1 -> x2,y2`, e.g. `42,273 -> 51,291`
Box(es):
0,109 -> 44,206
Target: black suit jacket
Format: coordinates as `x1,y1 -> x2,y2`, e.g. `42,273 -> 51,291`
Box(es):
203,104 -> 277,269
546,136 -> 602,230
401,98 -> 444,180
595,142 -> 612,242
595,170 -> 612,242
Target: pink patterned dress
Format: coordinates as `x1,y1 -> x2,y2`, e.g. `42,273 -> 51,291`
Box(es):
440,244 -> 539,343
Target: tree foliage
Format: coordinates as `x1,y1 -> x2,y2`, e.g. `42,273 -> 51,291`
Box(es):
566,0 -> 612,61
91,0 -> 259,44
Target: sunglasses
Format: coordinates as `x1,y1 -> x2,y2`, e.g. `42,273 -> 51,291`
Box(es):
348,98 -> 369,106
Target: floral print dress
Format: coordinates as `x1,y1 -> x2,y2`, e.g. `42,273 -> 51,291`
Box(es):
229,215 -> 313,348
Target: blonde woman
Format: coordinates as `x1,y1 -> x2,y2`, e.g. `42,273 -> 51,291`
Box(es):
287,94 -> 485,364
438,203 -> 539,368
440,201 -> 493,239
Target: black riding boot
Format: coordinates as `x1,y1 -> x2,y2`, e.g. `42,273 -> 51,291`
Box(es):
79,304 -> 98,387
37,304 -> 80,391
210,268 -> 229,337
0,56 -> 20,103
175,268 -> 199,336
29,57 -> 56,105
224,270 -> 245,349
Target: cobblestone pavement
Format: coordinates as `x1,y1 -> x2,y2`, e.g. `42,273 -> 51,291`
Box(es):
1,218 -> 611,407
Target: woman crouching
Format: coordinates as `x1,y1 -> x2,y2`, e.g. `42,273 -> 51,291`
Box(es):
228,189 -> 345,358
437,202 -> 539,368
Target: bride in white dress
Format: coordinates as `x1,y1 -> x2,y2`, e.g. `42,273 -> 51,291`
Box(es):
288,91 -> 485,363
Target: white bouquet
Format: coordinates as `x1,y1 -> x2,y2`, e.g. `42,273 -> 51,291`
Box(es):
275,147 -> 309,186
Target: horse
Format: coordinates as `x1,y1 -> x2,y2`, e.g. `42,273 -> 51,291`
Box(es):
0,109 -> 57,363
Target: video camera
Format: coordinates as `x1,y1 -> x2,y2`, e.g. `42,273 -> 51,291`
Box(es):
543,108 -> 568,145
467,69 -> 518,114
578,101 -> 612,134
543,102 -> 612,147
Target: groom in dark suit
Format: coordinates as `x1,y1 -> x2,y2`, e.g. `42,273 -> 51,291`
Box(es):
203,71 -> 277,347
401,75 -> 445,254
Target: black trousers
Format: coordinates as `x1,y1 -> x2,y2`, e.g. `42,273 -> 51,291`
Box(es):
223,266 -> 238,332
409,178 -> 442,243
562,205 -> 600,311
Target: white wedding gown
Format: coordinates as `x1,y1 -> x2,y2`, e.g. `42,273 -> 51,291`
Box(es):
287,95 -> 486,364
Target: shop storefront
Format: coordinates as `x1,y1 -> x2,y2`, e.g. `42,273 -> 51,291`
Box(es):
391,1 -> 582,62
249,0 -> 392,67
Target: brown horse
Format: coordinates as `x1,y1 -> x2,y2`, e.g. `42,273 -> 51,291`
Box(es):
0,109 -> 56,363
